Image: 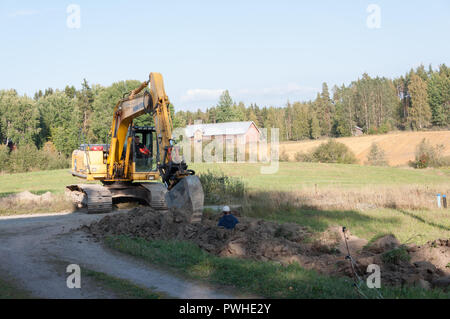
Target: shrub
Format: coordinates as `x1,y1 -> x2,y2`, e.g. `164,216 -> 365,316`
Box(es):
294,151 -> 314,162
409,139 -> 449,169
0,142 -> 69,173
0,145 -> 10,172
382,246 -> 410,265
311,140 -> 357,164
366,143 -> 387,166
198,170 -> 246,204
279,150 -> 290,162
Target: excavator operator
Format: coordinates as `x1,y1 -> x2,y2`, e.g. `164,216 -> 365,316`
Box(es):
134,135 -> 150,159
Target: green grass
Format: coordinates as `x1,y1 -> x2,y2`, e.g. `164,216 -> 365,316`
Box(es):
105,236 -> 450,299
83,268 -> 167,299
0,169 -> 86,197
191,162 -> 450,191
244,206 -> 450,245
0,163 -> 448,196
0,278 -> 31,299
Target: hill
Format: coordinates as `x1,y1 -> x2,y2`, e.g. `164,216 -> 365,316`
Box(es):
280,131 -> 450,166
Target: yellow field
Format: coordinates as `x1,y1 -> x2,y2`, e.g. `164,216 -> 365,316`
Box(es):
280,130 -> 450,166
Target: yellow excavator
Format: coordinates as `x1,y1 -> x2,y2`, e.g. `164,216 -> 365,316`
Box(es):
66,72 -> 204,223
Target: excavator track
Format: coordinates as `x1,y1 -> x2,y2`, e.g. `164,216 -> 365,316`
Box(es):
66,177 -> 204,223
66,184 -> 112,214
66,182 -> 170,214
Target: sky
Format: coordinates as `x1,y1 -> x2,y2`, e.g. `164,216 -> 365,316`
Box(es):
0,0 -> 449,111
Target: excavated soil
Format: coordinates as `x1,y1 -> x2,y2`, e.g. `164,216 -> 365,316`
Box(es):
84,207 -> 450,291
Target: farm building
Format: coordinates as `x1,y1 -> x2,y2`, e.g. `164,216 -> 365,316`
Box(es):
353,126 -> 364,136
184,121 -> 261,144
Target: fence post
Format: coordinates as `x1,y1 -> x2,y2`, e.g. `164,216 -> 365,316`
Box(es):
443,195 -> 447,209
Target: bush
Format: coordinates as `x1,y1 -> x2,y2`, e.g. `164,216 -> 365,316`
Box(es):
292,140 -> 357,164
279,150 -> 290,162
382,246 -> 410,265
366,143 -> 387,166
0,142 -> 69,173
294,151 -> 314,162
409,139 -> 450,169
311,140 -> 357,164
198,170 -> 246,204
0,145 -> 10,172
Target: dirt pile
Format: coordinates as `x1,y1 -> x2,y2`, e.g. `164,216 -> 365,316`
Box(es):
0,191 -> 53,206
7,191 -> 53,202
336,236 -> 450,290
84,207 -> 450,290
85,206 -> 312,261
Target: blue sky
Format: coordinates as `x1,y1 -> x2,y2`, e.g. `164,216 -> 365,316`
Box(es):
0,0 -> 449,111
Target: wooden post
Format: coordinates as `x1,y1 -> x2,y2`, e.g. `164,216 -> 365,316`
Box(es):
443,195 -> 447,209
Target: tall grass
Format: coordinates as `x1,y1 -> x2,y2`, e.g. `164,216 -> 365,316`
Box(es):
198,170 -> 246,204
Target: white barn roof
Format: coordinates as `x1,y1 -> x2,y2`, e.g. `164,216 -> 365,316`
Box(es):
184,121 -> 258,138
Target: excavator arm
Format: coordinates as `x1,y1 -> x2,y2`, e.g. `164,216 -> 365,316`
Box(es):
102,72 -> 203,222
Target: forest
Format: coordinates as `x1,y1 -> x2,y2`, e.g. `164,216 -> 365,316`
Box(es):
0,64 -> 448,167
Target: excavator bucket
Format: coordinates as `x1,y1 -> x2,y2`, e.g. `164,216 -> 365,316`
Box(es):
165,175 -> 205,223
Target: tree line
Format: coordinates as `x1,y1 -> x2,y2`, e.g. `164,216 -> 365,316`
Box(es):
0,64 -> 448,161
175,64 -> 449,141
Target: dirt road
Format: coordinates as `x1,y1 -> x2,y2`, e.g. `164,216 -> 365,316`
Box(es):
0,211 -> 236,299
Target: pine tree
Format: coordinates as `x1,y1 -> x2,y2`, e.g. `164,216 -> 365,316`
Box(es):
215,90 -> 234,123
309,110 -> 320,140
407,73 -> 431,130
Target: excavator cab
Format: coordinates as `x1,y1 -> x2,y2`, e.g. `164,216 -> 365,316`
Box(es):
131,126 -> 157,172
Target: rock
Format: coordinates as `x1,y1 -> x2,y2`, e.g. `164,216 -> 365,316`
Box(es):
406,244 -> 418,252
281,255 -> 302,265
431,276 -> 450,291
417,279 -> 431,290
226,242 -> 245,256
414,261 -> 437,274
366,235 -> 400,254
273,245 -> 283,253
356,256 -> 376,269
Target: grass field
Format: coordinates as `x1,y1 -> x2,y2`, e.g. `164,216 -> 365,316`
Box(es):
0,169 -> 82,197
279,130 -> 450,166
1,163 -> 449,243
191,162 -> 450,191
1,163 -> 448,195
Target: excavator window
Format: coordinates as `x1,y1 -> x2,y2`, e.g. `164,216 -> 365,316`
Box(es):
133,129 -> 157,172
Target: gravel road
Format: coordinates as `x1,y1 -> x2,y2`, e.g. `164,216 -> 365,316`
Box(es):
0,211 -> 236,299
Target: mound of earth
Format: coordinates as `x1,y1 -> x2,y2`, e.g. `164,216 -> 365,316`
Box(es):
1,191 -> 53,203
84,207 -> 450,291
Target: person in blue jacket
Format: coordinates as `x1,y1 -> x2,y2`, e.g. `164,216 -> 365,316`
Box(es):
217,206 -> 239,230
